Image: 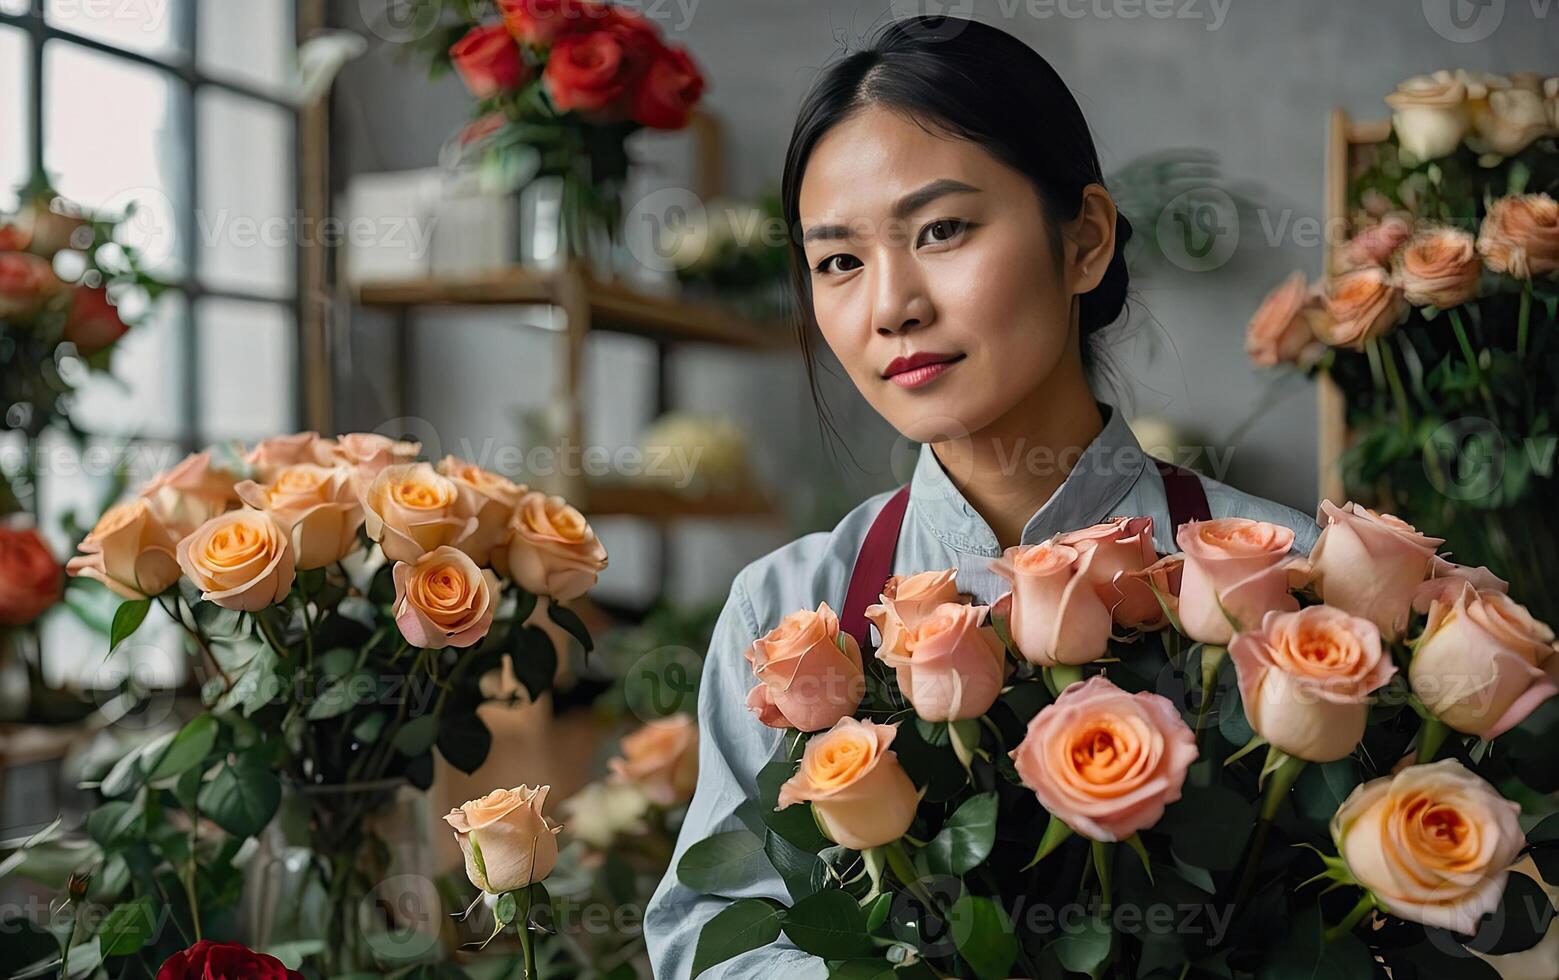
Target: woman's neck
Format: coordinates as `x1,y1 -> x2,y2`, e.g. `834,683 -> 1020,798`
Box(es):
930,370 -> 1105,551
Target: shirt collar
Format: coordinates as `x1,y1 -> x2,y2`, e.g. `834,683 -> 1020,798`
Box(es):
908,402 -> 1149,556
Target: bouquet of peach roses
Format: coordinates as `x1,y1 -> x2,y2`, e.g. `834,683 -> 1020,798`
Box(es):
2,430 -> 606,977
684,507 -> 1559,978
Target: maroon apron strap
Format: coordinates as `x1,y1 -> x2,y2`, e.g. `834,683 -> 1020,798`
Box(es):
840,484 -> 912,649
1154,457 -> 1212,533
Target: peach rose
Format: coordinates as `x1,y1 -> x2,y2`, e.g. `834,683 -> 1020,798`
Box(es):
319,432 -> 421,489
776,718 -> 919,850
392,545 -> 499,649
235,464 -> 364,570
1386,71 -> 1471,160
1056,516 -> 1168,630
607,714 -> 698,807
500,491 -> 607,600
1395,226 -> 1482,309
0,527 -> 62,627
745,601 -> 865,732
1317,267 -> 1409,350
362,463 -> 481,564
1411,555 -> 1510,612
1332,760 -> 1524,935
1010,675 -> 1198,842
0,251 -> 64,317
243,432 -> 326,483
1307,500 -> 1444,641
437,456 -> 528,561
1120,554 -> 1184,627
1229,606 -> 1396,762
878,601 -> 1007,722
444,785 -> 562,894
1478,194 -> 1559,280
990,541 -> 1113,667
1175,518 -> 1299,645
66,499 -> 182,599
140,451 -> 241,538
1338,215 -> 1415,272
1246,271 -> 1325,368
176,509 -> 296,611
1409,580 -> 1557,738
864,568 -> 962,659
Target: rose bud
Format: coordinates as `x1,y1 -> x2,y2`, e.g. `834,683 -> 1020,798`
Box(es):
243,431 -> 326,483
1245,271 -> 1324,369
443,785 -> 562,894
1056,516 -> 1168,630
450,22 -> 529,99
1316,266 -> 1409,350
878,600 -> 1007,723
745,601 -> 864,732
437,456 -> 528,561
776,718 -> 919,850
176,509 -> 296,612
990,541 -> 1113,667
1385,71 -> 1471,161
139,450 -> 242,538
1394,225 -> 1482,309
1175,518 -> 1299,645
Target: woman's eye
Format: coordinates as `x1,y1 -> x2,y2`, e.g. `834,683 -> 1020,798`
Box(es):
815,253 -> 863,274
918,218 -> 968,246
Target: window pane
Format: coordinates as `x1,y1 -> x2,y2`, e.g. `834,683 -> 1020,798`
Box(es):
44,40 -> 187,278
0,1 -> 31,16
0,27 -> 27,213
67,291 -> 189,440
198,0 -> 292,93
197,88 -> 294,296
196,298 -> 295,440
46,0 -> 186,60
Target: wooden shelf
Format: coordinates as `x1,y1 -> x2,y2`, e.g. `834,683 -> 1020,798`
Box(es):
352,267 -> 792,350
582,480 -> 781,521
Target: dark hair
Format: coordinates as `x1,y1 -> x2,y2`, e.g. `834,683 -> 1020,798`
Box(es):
780,16 -> 1133,443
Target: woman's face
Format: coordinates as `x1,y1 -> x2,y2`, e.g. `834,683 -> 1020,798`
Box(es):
798,106 -> 1113,444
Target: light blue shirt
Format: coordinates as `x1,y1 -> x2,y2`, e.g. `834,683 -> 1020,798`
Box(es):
644,404 -> 1321,978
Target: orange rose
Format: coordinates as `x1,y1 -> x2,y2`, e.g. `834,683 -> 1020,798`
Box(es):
1307,500 -> 1443,641
880,601 -> 1007,722
1394,225 -> 1482,309
1478,194 -> 1559,280
1055,516 -> 1167,630
776,717 -> 919,850
745,601 -> 865,732
176,509 -> 296,611
0,527 -> 62,626
319,432 -> 421,490
361,463 -> 481,564
1175,518 -> 1299,645
990,541 -> 1113,667
1246,271 -> 1324,368
607,714 -> 698,807
437,456 -> 527,561
235,464 -> 364,570
1010,675 -> 1198,841
1317,266 -> 1409,350
139,451 -> 241,538
66,499 -> 182,599
392,545 -> 499,649
500,491 -> 607,600
864,568 -> 962,659
243,432 -> 326,483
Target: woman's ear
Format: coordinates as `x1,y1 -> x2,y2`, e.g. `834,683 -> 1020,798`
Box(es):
1063,184 -> 1118,297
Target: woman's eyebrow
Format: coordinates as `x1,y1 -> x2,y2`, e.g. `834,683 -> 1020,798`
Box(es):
802,178 -> 982,244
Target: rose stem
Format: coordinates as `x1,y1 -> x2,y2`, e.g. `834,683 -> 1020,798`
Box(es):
1446,306 -> 1495,415
1374,336 -> 1413,434
1322,892 -> 1376,944
1231,753 -> 1306,910
1517,280 -> 1532,360
882,840 -> 938,912
517,884 -> 537,980
1416,717 -> 1449,764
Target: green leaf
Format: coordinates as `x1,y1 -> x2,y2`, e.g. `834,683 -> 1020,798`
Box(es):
1257,906 -> 1373,980
438,713 -> 492,775
1049,913 -> 1111,974
1158,784 -> 1255,872
827,962 -> 895,980
145,714 -> 217,781
197,756 -> 281,837
392,715 -> 439,757
757,758 -> 828,851
691,898 -> 786,978
764,829 -> 825,903
782,888 -> 871,959
1294,758 -> 1361,824
509,624 -> 558,701
546,601 -> 593,653
306,669 -> 374,720
495,892 -> 517,926
923,792 -> 997,877
952,894 -> 1019,980
109,598 -> 151,652
97,897 -> 155,956
678,829 -> 772,895
1459,872 -> 1555,955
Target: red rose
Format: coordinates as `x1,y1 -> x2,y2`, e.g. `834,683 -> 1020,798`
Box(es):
633,43 -> 703,129
0,222 -> 29,251
155,941 -> 303,980
500,0 -> 588,45
0,251 -> 63,318
64,285 -> 129,355
0,527 -> 62,627
450,23 -> 530,99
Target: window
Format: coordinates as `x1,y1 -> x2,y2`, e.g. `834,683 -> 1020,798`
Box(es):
1,0 -> 302,686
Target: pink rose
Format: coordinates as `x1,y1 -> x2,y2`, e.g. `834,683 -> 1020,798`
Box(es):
437,456 -> 528,562
1010,675 -> 1198,841
1337,214 -> 1415,272
361,463 -> 481,564
1246,271 -> 1324,368
879,601 -> 1007,722
66,499 -> 182,599
864,568 -> 962,659
776,718 -> 919,850
243,431 -> 326,483
1229,606 -> 1396,762
744,601 -> 864,732
990,541 -> 1113,667
1055,516 -> 1166,630
1307,500 -> 1443,641
500,490 -> 607,599
1120,554 -> 1184,629
1411,555 -> 1510,613
1175,518 -> 1299,645
1316,266 -> 1410,350
139,451 -> 241,538
607,714 -> 698,807
318,432 -> 421,490
0,251 -> 64,317
392,545 -> 499,649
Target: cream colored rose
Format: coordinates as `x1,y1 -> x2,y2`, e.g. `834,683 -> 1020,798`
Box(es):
1469,85 -> 1553,157
558,780 -> 650,849
776,718 -> 919,850
1175,518 -> 1299,645
990,541 -> 1113,667
235,464 -> 364,570
1478,194 -> 1559,280
1386,71 -> 1471,160
243,432 -> 326,483
392,545 -> 499,649
864,568 -> 963,659
881,601 -> 1007,722
1410,580 -> 1557,738
1307,500 -> 1443,641
139,450 -> 241,537
65,499 -> 182,599
607,714 -> 698,807
1332,760 -> 1524,935
500,491 -> 607,601
362,463 -> 481,564
1317,267 -> 1409,350
1246,271 -> 1324,368
176,509 -> 296,611
436,456 -> 528,561
444,785 -> 562,894
1395,226 -> 1482,309
1229,606 -> 1396,762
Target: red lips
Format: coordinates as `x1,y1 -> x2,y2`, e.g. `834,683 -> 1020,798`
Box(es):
883,351 -> 962,378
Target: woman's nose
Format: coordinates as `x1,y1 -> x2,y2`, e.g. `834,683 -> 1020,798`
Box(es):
870,253 -> 934,336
